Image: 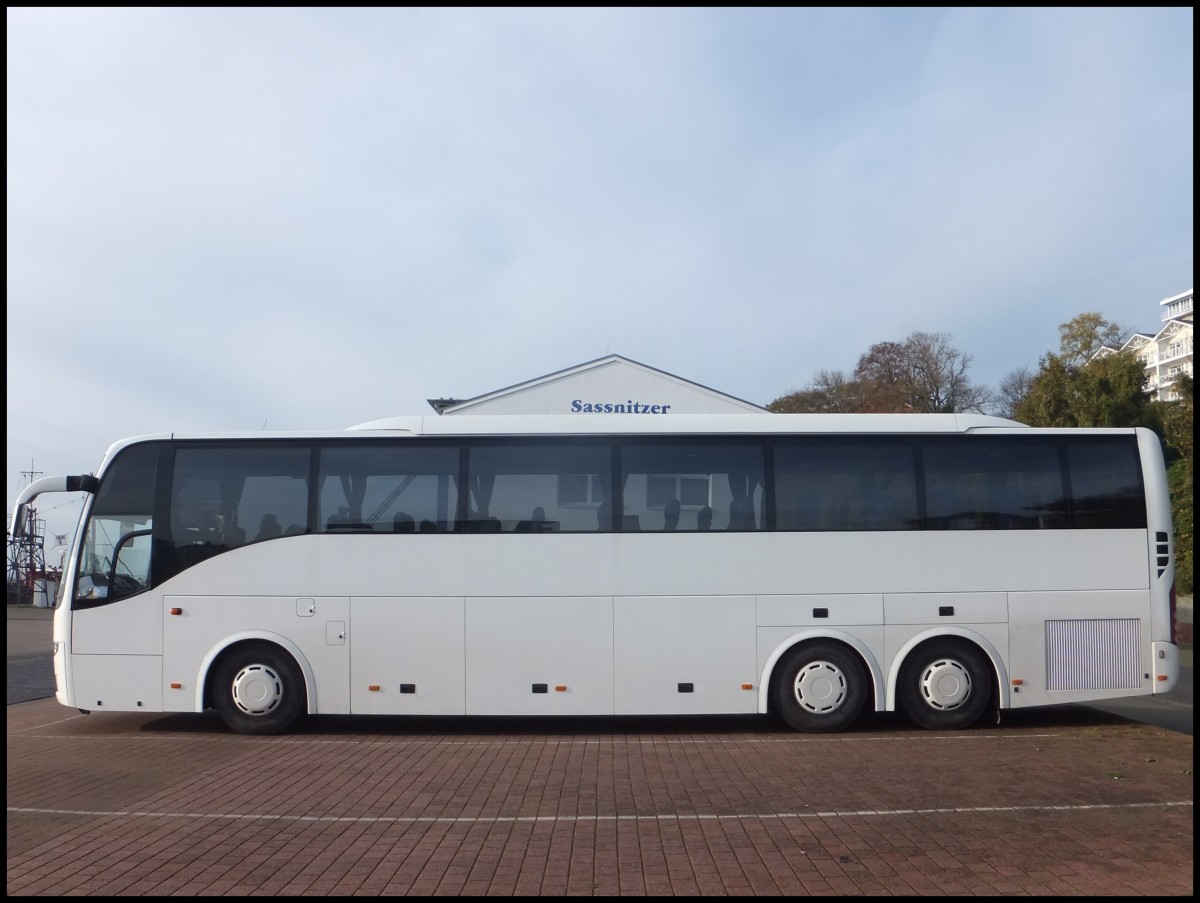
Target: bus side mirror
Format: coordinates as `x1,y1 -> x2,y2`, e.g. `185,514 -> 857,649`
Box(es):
67,475 -> 100,494
11,505 -> 29,539
9,473 -> 97,541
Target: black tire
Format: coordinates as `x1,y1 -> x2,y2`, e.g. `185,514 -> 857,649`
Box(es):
773,642 -> 868,733
897,639 -> 993,731
211,643 -> 305,735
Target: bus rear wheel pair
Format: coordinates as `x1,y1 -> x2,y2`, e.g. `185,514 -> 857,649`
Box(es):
773,639 -> 993,733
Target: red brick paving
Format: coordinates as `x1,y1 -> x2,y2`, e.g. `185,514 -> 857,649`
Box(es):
7,699 -> 1193,896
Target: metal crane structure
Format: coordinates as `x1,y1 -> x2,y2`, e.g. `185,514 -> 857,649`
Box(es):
6,508 -> 47,606
7,464 -> 49,606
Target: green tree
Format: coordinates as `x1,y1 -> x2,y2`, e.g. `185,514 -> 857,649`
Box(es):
1014,349 -> 1154,428
1056,312 -> 1128,366
1162,375 -> 1193,595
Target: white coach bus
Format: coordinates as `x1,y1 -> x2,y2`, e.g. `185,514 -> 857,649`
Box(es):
10,413 -> 1181,735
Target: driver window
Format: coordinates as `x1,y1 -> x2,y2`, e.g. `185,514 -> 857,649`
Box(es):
74,443 -> 158,606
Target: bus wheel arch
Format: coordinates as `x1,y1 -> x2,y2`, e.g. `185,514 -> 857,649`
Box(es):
206,640 -> 308,735
895,636 -> 998,731
770,638 -> 874,733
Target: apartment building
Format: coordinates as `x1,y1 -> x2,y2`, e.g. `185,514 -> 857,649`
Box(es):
1096,288 -> 1193,401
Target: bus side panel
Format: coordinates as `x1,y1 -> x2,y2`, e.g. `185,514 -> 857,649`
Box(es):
163,595 -> 350,714
465,596 -> 614,715
1007,589 -> 1152,708
614,595 -> 757,715
883,592 -> 1007,626
70,654 -> 162,712
72,593 -> 163,655
350,597 -> 466,715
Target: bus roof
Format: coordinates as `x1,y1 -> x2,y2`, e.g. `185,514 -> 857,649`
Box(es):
345,413 -> 1028,436
112,413 -> 1032,451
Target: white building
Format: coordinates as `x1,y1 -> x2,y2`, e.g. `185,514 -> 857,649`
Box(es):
428,354 -> 768,416
1095,288 -> 1193,402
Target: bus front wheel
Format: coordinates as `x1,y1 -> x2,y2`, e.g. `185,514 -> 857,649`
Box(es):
212,643 -> 305,735
898,640 -> 992,731
773,642 -> 868,733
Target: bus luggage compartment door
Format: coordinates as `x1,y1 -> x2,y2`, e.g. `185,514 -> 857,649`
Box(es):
465,596 -> 614,715
614,595 -> 757,715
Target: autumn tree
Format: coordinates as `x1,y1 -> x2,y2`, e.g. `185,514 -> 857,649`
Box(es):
769,332 -> 987,414
767,369 -> 866,413
888,331 -> 987,413
851,341 -> 911,411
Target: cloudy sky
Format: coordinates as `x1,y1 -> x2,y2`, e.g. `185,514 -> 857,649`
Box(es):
6,7 -> 1194,541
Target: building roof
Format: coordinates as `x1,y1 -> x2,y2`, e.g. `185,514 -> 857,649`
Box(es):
427,354 -> 767,416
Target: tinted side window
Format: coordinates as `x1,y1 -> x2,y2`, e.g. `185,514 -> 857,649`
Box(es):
774,440 -> 917,531
467,442 -> 611,533
319,443 -> 460,533
1067,440 -> 1146,528
170,445 -> 310,569
922,441 -> 1066,530
621,441 -> 764,532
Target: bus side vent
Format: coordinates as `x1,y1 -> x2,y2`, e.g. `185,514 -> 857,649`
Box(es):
1156,531 -> 1170,578
1046,619 -> 1141,691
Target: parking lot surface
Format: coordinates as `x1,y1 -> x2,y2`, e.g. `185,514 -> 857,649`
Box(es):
7,605 -> 1193,896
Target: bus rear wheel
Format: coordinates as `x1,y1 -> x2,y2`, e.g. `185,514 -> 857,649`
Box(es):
773,642 -> 868,733
212,643 -> 305,735
898,640 -> 992,731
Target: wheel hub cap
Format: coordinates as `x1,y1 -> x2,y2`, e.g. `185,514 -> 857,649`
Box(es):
231,664 -> 283,716
919,658 -> 971,711
793,661 -> 847,714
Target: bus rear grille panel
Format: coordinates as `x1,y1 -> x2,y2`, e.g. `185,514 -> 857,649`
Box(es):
1046,618 -> 1141,691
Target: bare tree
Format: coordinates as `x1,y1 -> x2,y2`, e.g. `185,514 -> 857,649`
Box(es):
905,331 -> 985,412
768,369 -> 866,413
994,366 -> 1034,419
